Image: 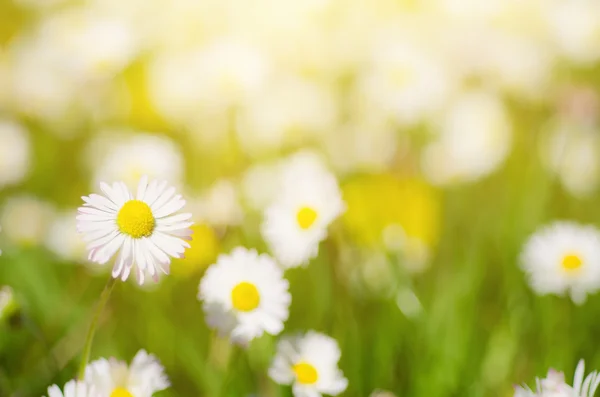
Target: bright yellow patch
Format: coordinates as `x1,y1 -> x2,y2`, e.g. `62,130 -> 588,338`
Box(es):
562,253 -> 583,271
297,207 -> 318,230
117,200 -> 155,238
231,282 -> 260,312
110,387 -> 134,397
293,362 -> 319,385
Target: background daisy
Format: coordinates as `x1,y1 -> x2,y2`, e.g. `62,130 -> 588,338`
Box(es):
198,247 -> 291,345
44,380 -> 99,397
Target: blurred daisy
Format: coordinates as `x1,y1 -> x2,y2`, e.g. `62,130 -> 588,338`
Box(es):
77,176 -> 193,284
262,152 -> 345,268
90,133 -> 185,190
188,180 -> 243,227
0,120 -> 30,189
1,196 -> 54,247
198,247 -> 291,345
520,222 -> 600,304
85,349 -> 169,397
44,380 -> 99,397
45,211 -> 87,263
269,331 -> 348,397
422,90 -> 512,185
515,359 -> 600,397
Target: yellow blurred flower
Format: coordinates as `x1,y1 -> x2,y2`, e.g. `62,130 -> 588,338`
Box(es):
171,224 -> 220,277
342,174 -> 441,249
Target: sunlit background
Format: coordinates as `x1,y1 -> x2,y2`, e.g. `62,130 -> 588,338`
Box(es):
2,0 -> 600,396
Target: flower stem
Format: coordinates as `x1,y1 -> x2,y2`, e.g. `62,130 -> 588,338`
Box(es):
77,276 -> 117,380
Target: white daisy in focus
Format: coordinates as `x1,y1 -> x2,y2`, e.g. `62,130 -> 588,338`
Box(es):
45,211 -> 87,263
77,176 -> 193,284
262,152 -> 345,269
422,90 -> 512,185
1,196 -> 54,247
85,349 -> 169,397
198,247 -> 291,345
0,120 -> 30,189
269,331 -> 348,397
44,380 -> 100,397
514,359 -> 600,397
520,221 -> 600,304
90,133 -> 185,190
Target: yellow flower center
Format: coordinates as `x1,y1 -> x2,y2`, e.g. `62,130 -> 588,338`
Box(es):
293,362 -> 319,385
296,207 -> 318,230
231,282 -> 260,312
562,253 -> 583,272
117,200 -> 155,238
110,387 -> 133,397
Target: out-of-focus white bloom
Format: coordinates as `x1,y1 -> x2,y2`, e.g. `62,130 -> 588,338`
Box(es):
0,120 -> 30,188
44,380 -> 100,397
422,90 -> 512,185
45,211 -> 87,263
85,349 -> 169,397
241,162 -> 281,212
148,38 -> 270,123
262,152 -> 345,268
269,331 -> 348,397
90,133 -> 185,190
358,37 -> 453,125
547,0 -> 600,65
0,286 -> 17,320
77,176 -> 193,284
520,221 -> 600,305
1,196 -> 54,247
514,360 -> 600,397
198,247 -> 291,345
188,180 -> 244,227
235,75 -> 337,156
540,117 -> 600,198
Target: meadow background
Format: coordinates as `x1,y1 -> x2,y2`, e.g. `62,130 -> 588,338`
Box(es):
1,0 -> 600,396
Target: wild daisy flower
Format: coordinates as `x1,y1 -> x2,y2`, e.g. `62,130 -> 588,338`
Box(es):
198,247 -> 291,345
262,152 -> 345,268
514,359 -> 600,397
44,380 -> 99,397
85,349 -> 169,397
269,331 -> 348,397
520,221 -> 600,304
77,176 -> 193,284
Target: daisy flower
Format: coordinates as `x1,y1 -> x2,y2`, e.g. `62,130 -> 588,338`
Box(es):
0,120 -> 30,189
514,359 -> 600,397
269,331 -> 348,397
520,221 -> 600,304
44,380 -> 99,397
77,176 -> 193,285
261,152 -> 345,268
198,247 -> 291,345
85,349 -> 169,397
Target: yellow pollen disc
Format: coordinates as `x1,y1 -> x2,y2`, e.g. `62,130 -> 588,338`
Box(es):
296,207 -> 318,230
562,253 -> 583,271
231,282 -> 260,312
293,362 -> 319,385
117,200 -> 155,238
110,387 -> 134,397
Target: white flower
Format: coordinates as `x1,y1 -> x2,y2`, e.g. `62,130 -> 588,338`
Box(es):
44,380 -> 100,397
515,360 -> 600,397
262,152 -> 345,268
45,211 -> 87,263
0,120 -> 30,189
422,90 -> 512,185
90,133 -> 185,190
269,331 -> 348,397
198,247 -> 291,345
520,221 -> 600,304
77,176 -> 193,284
85,349 -> 169,397
188,180 -> 244,227
1,196 -> 54,247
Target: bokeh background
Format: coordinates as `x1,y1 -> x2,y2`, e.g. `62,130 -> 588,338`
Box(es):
1,0 -> 600,396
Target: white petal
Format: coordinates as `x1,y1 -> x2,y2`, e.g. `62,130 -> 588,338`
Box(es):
137,175 -> 149,201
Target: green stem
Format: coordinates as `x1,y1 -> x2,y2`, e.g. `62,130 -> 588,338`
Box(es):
77,276 -> 117,380
219,346 -> 241,397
